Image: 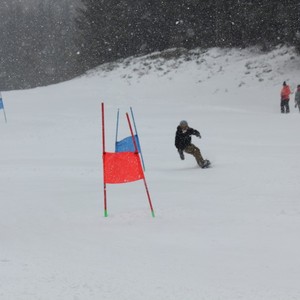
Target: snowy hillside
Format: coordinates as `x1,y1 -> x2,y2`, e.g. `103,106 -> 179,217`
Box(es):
1,46 -> 300,300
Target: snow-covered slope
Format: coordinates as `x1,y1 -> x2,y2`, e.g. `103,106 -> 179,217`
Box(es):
1,46 -> 300,300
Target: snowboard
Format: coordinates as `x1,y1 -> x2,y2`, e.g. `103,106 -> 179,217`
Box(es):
201,159 -> 211,168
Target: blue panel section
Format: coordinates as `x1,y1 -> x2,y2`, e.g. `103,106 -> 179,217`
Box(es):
0,99 -> 3,110
115,134 -> 141,153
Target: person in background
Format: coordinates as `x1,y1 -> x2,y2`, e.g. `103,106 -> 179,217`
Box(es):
294,84 -> 300,112
280,81 -> 291,113
175,120 -> 210,168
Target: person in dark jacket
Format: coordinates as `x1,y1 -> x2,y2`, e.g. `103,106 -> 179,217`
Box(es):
294,84 -> 300,112
175,120 -> 210,168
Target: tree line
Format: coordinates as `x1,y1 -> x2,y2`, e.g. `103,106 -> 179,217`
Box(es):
1,0 -> 300,90
0,0 -> 78,90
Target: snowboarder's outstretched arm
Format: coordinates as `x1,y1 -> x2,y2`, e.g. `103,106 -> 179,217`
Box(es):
193,129 -> 201,138
188,128 -> 201,138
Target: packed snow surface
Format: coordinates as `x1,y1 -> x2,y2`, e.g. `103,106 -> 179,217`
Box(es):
1,46 -> 300,299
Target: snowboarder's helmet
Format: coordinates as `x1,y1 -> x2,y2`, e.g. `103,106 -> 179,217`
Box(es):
180,120 -> 188,127
283,81 -> 287,86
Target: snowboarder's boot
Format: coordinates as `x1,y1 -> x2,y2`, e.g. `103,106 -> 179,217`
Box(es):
199,159 -> 211,168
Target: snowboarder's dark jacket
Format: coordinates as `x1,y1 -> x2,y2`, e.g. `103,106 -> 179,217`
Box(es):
175,126 -> 200,150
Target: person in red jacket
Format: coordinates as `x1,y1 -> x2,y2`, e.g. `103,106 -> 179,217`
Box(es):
280,81 -> 291,113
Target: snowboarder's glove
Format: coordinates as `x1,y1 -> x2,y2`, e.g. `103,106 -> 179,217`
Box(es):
195,132 -> 201,138
178,149 -> 185,160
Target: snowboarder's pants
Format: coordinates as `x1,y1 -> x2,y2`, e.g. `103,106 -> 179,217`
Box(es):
281,99 -> 290,113
184,144 -> 204,166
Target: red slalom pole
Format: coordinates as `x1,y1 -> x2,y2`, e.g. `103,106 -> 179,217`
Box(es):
101,102 -> 108,217
126,113 -> 155,217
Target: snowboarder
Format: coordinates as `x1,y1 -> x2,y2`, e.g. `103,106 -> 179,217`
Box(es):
175,120 -> 210,168
280,81 -> 291,113
294,85 -> 300,112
